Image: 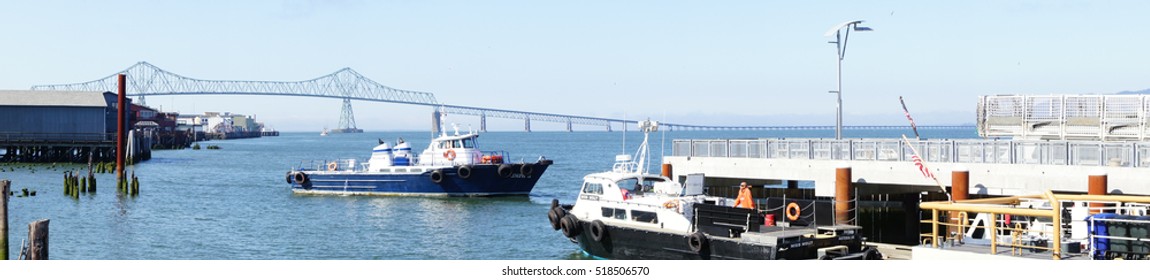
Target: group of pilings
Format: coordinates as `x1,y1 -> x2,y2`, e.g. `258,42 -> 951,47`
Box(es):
62,171 -> 96,198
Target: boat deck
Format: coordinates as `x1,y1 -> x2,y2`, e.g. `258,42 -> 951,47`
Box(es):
912,238 -> 1090,260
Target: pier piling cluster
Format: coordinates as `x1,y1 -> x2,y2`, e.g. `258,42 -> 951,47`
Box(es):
62,171 -> 97,198
117,171 -> 139,196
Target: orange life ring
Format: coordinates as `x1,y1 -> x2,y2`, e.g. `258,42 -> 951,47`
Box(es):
443,149 -> 457,161
327,161 -> 338,171
785,202 -> 801,221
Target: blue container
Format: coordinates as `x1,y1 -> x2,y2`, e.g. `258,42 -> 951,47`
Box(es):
1088,213 -> 1118,259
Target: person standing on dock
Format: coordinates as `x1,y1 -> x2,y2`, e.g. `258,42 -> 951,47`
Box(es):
733,182 -> 755,209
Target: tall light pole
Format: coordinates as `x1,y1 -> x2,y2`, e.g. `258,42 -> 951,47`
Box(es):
826,20 -> 872,140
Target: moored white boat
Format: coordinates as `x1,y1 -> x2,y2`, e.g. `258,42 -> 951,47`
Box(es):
548,120 -> 877,259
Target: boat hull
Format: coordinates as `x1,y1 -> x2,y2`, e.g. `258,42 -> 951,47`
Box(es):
289,161 -> 551,197
566,219 -> 867,260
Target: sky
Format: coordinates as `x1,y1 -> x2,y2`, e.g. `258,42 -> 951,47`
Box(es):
2,1 -> 1148,131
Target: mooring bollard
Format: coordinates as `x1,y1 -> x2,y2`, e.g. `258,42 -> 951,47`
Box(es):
2,180 -> 9,260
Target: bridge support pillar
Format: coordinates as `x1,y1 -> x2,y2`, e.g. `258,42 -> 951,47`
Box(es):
480,114 -> 487,133
566,119 -> 573,132
524,118 -> 531,132
1089,172 -> 1108,214
835,166 -> 852,225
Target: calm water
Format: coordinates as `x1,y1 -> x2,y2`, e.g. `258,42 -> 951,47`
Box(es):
1,128 -> 976,259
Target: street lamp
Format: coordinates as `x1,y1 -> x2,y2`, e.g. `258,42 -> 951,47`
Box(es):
825,20 -> 872,140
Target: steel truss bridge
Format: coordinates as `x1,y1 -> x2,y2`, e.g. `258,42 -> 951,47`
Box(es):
31,61 -> 972,132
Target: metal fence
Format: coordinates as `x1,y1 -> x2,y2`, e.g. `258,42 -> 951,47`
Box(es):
672,138 -> 1150,168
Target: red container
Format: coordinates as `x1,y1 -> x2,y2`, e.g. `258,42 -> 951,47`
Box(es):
764,214 -> 775,226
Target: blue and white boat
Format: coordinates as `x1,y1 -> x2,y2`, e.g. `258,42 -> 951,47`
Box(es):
286,126 -> 552,196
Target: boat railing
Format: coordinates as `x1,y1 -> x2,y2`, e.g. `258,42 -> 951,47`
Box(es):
919,193 -> 1150,260
480,151 -> 509,164
672,138 -> 1150,168
296,159 -> 363,172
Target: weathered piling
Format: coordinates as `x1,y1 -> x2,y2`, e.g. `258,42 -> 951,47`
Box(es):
26,219 -> 48,260
2,180 -> 9,260
88,174 -> 96,193
130,173 -> 139,196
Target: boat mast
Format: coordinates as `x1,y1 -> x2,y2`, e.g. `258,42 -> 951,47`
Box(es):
633,119 -> 658,175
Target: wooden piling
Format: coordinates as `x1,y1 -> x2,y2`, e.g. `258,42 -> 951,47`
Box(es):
131,174 -> 139,196
26,219 -> 48,260
88,174 -> 96,193
1,180 -> 9,260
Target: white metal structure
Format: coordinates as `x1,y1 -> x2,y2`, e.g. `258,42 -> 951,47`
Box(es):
978,94 -> 1150,141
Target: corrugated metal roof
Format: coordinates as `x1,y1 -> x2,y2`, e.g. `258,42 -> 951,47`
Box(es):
0,90 -> 112,107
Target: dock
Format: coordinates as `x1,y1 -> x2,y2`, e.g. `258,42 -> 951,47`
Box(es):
661,94 -> 1150,260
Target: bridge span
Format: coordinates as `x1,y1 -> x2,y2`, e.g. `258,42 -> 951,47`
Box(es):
31,62 -> 972,132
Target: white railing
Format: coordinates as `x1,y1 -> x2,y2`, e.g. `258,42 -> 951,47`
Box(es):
672,138 -> 1150,168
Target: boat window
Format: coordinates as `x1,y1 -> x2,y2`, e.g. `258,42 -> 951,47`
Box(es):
601,208 -> 626,220
582,183 -> 603,195
631,210 -> 658,224
453,140 -> 464,149
461,138 -> 476,149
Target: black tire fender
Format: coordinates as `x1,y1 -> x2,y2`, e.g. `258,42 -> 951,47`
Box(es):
430,170 -> 445,184
590,220 -> 608,242
560,215 -> 581,238
497,164 -> 513,178
687,232 -> 708,254
293,172 -> 309,185
548,208 -> 563,231
458,165 -> 473,180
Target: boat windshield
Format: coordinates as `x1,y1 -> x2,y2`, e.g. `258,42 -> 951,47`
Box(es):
618,176 -> 665,195
438,138 -> 477,149
461,138 -> 476,149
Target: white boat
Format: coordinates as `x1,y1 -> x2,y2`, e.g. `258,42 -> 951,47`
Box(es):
320,128 -> 328,136
287,123 -> 553,196
548,120 -> 877,259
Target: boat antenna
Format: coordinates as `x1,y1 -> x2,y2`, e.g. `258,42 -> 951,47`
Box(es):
629,119 -> 658,175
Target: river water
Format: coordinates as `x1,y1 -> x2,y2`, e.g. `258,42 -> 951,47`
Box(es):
1,128 -> 976,259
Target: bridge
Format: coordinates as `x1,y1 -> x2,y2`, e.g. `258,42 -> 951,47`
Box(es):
31,61 -> 973,132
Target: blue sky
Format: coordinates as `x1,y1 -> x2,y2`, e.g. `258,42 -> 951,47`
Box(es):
2,1 -> 1147,131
